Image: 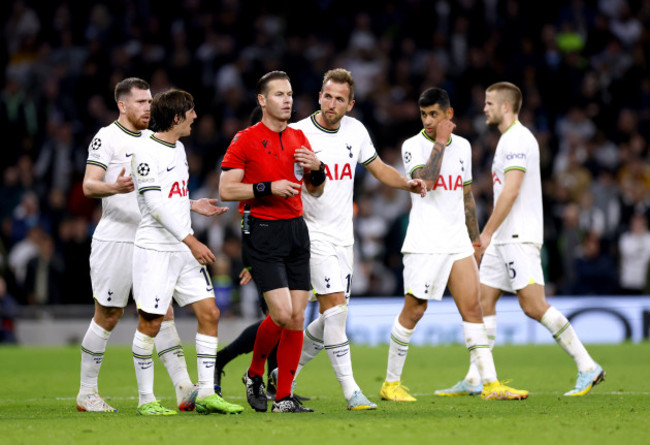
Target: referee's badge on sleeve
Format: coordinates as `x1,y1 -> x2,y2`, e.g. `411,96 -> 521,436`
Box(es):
294,161 -> 304,181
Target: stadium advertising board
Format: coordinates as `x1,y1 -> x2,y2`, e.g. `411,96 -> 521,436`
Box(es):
344,296 -> 650,346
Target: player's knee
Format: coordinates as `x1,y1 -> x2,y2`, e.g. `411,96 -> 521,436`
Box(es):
138,311 -> 164,336
95,307 -> 124,331
404,304 -> 426,325
521,304 -> 544,321
200,304 -> 221,325
459,302 -> 483,323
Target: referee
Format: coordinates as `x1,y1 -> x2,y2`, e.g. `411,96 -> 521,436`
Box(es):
219,71 -> 325,413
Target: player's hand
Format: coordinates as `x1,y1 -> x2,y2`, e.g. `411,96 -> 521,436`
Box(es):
239,267 -> 252,285
192,198 -> 229,217
184,235 -> 216,265
436,119 -> 455,144
473,242 -> 482,265
479,232 -> 492,257
114,168 -> 134,194
294,146 -> 321,171
407,178 -> 427,197
272,179 -> 302,198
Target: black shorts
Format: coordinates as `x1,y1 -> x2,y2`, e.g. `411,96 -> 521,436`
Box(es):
242,216 -> 311,293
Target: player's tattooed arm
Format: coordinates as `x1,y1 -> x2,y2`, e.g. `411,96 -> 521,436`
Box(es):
412,141 -> 445,182
412,119 -> 454,183
464,184 -> 482,263
464,184 -> 480,244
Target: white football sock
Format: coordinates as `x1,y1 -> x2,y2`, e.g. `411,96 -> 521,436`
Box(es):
155,320 -> 193,404
463,321 -> 497,384
295,314 -> 324,380
386,317 -> 414,382
541,306 -> 597,373
133,330 -> 156,405
323,305 -> 359,400
79,319 -> 111,395
484,315 -> 497,349
195,333 -> 218,398
463,315 -> 496,386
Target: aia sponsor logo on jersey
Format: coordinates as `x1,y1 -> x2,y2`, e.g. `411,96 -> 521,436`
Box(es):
325,163 -> 352,181
169,180 -> 189,198
432,174 -> 464,190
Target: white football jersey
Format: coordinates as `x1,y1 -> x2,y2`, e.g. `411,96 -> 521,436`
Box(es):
291,113 -> 377,246
131,134 -> 192,252
491,121 -> 543,244
86,121 -> 147,242
401,130 -> 473,253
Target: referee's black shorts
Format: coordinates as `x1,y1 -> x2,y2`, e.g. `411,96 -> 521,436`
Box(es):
242,216 -> 311,293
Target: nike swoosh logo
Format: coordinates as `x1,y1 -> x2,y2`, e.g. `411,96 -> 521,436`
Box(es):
167,166 -> 176,171
313,150 -> 322,154
126,153 -> 134,157
335,351 -> 349,358
205,363 -> 215,368
141,363 -> 153,370
206,287 -> 214,292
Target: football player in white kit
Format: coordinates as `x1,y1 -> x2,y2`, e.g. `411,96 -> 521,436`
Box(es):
130,89 -> 243,415
437,82 -> 604,397
77,78 -> 204,413
380,87 -> 529,402
290,68 -> 426,410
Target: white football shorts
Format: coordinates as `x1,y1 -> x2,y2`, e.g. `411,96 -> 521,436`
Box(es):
309,239 -> 353,302
133,246 -> 215,315
479,242 -> 545,293
90,239 -> 133,308
403,249 -> 473,301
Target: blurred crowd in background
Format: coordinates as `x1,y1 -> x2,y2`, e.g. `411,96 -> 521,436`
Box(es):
1,0 -> 650,334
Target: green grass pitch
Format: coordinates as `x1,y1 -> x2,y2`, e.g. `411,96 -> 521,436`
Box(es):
1,342 -> 648,445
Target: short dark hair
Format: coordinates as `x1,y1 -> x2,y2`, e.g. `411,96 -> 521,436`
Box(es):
256,71 -> 290,96
486,82 -> 522,114
418,87 -> 451,110
150,89 -> 194,132
114,77 -> 150,103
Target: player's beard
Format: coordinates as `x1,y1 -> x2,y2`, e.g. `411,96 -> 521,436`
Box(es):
486,111 -> 502,127
321,110 -> 343,127
127,111 -> 150,131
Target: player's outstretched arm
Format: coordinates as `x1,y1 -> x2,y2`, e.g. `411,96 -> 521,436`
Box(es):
139,188 -> 216,265
190,198 -> 229,217
366,158 -> 426,197
82,165 -> 134,198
